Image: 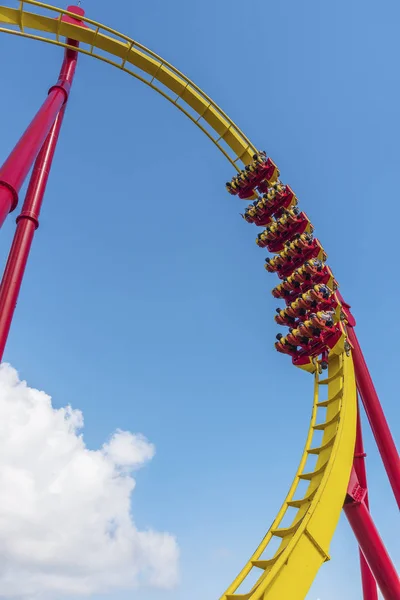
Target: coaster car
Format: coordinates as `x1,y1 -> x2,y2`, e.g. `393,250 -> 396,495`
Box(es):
242,185 -> 297,226
276,319 -> 345,366
271,263 -> 336,301
226,155 -> 280,200
285,285 -> 338,318
265,237 -> 327,279
292,322 -> 348,372
268,210 -> 313,253
262,184 -> 297,219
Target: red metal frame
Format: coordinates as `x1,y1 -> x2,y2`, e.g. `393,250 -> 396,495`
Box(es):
348,327 -> 400,509
0,107 -> 68,360
0,41 -> 79,228
344,471 -> 400,600
0,8 -> 82,359
353,401 -> 378,600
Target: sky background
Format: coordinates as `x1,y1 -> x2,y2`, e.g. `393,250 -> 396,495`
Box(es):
0,0 -> 399,599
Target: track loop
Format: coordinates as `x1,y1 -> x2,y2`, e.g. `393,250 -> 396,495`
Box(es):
0,4 -> 358,598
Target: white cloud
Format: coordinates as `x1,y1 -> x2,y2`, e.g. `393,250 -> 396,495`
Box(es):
0,363 -> 179,598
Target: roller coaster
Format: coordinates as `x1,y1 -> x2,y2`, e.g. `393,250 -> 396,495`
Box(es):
0,3 -> 398,599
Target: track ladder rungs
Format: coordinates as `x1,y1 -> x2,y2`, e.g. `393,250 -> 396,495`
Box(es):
313,410 -> 341,430
299,459 -> 329,480
271,518 -> 303,538
252,558 -> 275,570
308,434 -> 336,454
251,549 -> 284,570
287,488 -> 317,508
317,389 -> 342,408
318,367 -> 343,385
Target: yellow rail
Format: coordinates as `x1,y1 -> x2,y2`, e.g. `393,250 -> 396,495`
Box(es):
221,353 -> 357,599
0,3 -> 358,598
0,1 -> 256,168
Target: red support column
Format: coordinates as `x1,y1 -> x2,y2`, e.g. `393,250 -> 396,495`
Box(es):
348,327 -> 400,508
0,6 -> 85,229
344,484 -> 400,600
353,401 -> 378,600
0,107 -> 67,361
0,5 -> 86,359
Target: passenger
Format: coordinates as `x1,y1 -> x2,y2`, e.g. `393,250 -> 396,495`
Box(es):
296,291 -> 317,311
296,232 -> 314,250
272,180 -> 285,193
255,197 -> 266,211
253,151 -> 267,163
276,212 -> 289,232
275,309 -> 295,327
290,269 -> 306,286
309,284 -> 331,302
275,333 -> 298,356
272,282 -> 287,298
286,274 -> 301,290
296,311 -> 334,340
276,252 -> 290,268
284,240 -> 301,259
279,208 -> 299,228
229,180 -> 238,191
256,233 -> 268,248
286,299 -> 307,319
284,305 -> 298,320
309,310 -> 335,329
297,319 -> 320,339
300,259 -> 323,280
284,234 -> 313,259
231,177 -> 240,190
281,278 -> 294,292
263,222 -> 279,242
265,254 -> 286,272
266,187 -> 276,202
285,328 -> 309,347
264,257 -> 275,273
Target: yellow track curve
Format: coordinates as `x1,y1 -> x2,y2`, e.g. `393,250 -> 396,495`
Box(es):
0,3 -> 358,598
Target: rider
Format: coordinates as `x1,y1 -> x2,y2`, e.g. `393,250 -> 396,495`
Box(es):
309,310 -> 335,329
285,328 -> 310,347
275,308 -> 296,326
275,333 -> 298,356
308,284 -> 332,303
285,299 -> 307,319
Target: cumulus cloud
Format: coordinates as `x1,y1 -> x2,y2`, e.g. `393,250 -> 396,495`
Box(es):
0,363 -> 179,598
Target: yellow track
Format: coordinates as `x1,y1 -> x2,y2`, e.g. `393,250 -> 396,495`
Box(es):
0,3 -> 358,598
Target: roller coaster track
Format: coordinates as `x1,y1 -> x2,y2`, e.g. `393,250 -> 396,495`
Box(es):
0,2 -> 358,598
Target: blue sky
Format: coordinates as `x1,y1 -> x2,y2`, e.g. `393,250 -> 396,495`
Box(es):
0,0 -> 399,598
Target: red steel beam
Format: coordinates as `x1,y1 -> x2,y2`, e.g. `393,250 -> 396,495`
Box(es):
344,491 -> 400,600
0,7 -> 84,229
0,6 -> 84,359
0,107 -> 68,361
353,401 -> 378,600
348,327 -> 400,508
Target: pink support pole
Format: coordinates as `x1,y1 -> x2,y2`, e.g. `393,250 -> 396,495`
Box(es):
0,107 -> 67,361
0,7 -> 84,229
348,327 -> 400,508
0,5 -> 85,359
353,401 -> 378,600
344,494 -> 400,600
